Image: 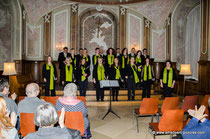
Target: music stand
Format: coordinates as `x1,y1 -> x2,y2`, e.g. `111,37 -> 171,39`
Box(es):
100,80 -> 120,120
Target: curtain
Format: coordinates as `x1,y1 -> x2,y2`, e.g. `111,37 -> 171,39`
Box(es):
185,5 -> 201,80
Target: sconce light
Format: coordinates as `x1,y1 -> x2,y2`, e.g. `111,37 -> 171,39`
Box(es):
56,42 -> 65,51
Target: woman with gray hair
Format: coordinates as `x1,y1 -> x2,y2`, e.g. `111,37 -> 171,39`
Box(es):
24,104 -> 81,139
56,83 -> 91,138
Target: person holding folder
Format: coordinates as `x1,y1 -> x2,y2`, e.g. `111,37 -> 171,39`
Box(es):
77,58 -> 90,96
93,57 -> 107,101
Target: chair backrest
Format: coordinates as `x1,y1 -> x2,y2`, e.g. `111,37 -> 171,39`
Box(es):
20,113 -> 36,137
18,96 -> 26,103
181,96 -> 199,112
77,96 -> 86,106
43,96 -> 60,106
158,110 -> 184,132
139,98 -> 159,115
161,97 -> 180,113
58,111 -> 85,136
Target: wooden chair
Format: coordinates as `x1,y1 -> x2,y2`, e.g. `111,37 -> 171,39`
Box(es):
181,96 -> 199,113
134,98 -> 159,133
58,111 -> 86,138
18,96 -> 26,103
19,113 -> 36,137
77,96 -> 86,106
149,110 -> 184,139
43,96 -> 60,106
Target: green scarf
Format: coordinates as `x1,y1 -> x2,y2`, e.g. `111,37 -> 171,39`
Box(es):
97,64 -> 105,81
81,66 -> 86,81
163,67 -> 173,87
65,64 -> 73,82
136,56 -> 141,64
131,64 -> 139,83
143,65 -> 152,81
115,66 -> 120,79
83,56 -> 89,62
46,64 -> 54,90
122,55 -> 129,69
94,55 -> 100,65
108,55 -> 114,66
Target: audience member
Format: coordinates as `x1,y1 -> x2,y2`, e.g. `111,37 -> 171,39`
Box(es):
17,83 -> 46,116
0,96 -> 18,139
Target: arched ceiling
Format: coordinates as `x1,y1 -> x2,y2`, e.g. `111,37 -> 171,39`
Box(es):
63,0 -> 150,5
21,0 -> 177,29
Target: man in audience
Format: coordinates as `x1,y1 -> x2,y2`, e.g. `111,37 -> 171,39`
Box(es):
17,83 -> 46,116
182,103 -> 210,139
0,78 -> 17,114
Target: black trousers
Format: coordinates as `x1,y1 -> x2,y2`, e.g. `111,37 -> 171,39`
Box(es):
59,69 -> 62,86
112,88 -> 119,101
64,81 -> 73,87
127,77 -> 136,100
121,68 -> 127,88
163,84 -> 173,98
142,80 -> 151,98
96,81 -> 104,101
79,80 -> 88,96
45,82 -> 56,96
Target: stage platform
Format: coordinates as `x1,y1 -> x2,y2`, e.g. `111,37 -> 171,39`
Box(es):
43,82 -> 163,106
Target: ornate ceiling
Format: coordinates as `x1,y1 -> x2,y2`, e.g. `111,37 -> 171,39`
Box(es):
63,0 -> 149,5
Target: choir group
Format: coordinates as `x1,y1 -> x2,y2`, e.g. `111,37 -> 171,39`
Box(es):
42,47 -> 176,101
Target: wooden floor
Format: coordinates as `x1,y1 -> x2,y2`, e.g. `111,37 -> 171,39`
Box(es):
54,89 -> 163,106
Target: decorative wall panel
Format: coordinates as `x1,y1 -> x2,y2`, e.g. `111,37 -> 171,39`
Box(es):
151,29 -> 166,61
127,13 -> 143,52
26,23 -> 43,60
52,9 -> 70,60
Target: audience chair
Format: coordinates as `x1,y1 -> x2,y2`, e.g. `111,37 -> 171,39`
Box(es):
157,97 -> 180,121
58,111 -> 86,138
19,113 -> 36,137
77,96 -> 86,106
201,95 -> 210,120
149,110 -> 184,139
43,96 -> 59,106
18,96 -> 26,103
181,96 -> 199,113
134,98 -> 159,133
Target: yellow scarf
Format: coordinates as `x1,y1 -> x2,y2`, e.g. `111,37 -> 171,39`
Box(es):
46,64 -> 54,90
83,56 -> 89,62
115,66 -> 120,79
94,55 -> 100,65
163,67 -> 173,87
131,64 -> 139,83
108,55 -> 114,66
65,64 -> 73,82
143,65 -> 152,81
97,64 -> 105,81
122,55 -> 129,69
81,66 -> 86,81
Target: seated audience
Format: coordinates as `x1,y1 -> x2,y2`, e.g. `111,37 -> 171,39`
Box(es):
0,78 -> 17,114
25,103 -> 80,139
182,104 -> 210,139
17,83 -> 46,116
56,83 -> 91,138
0,96 -> 18,139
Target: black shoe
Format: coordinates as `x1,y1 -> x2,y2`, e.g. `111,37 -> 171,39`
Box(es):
97,99 -> 99,102
116,98 -> 118,101
101,99 -> 104,101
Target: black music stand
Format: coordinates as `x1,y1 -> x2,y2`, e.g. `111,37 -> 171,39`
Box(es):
100,80 -> 120,120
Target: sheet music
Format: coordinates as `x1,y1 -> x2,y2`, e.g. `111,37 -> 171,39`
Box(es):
100,80 -> 119,88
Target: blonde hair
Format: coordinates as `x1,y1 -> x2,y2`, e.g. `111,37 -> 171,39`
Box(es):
0,96 -> 14,137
